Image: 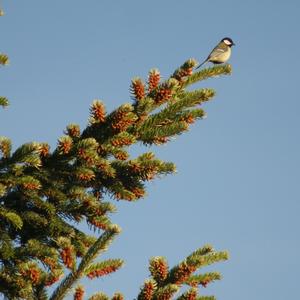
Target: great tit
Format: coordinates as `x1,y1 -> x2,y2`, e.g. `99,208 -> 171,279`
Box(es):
196,37 -> 235,69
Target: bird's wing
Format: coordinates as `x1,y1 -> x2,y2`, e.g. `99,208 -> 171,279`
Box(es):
208,47 -> 226,60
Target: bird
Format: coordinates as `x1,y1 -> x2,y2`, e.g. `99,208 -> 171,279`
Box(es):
196,37 -> 235,69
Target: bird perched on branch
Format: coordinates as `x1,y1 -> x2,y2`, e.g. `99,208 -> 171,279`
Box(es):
196,37 -> 235,69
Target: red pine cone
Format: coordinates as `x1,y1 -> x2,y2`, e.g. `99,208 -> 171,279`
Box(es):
112,293 -> 124,300
97,144 -> 106,156
21,268 -> 40,285
39,143 -> 50,157
155,87 -> 173,104
156,291 -> 173,300
148,69 -> 160,92
78,172 -> 95,181
29,268 -> 40,284
90,219 -> 109,230
87,265 -> 119,279
142,281 -> 156,300
151,259 -> 168,281
173,263 -> 196,285
131,187 -> 145,198
74,286 -> 85,300
111,137 -> 133,147
129,162 -> 142,173
185,289 -> 197,300
42,257 -> 57,271
91,101 -> 106,123
142,165 -> 158,181
185,116 -> 195,124
131,78 -> 145,101
111,111 -> 134,132
68,126 -> 81,137
45,275 -> 60,286
180,114 -> 195,124
61,247 -> 74,269
78,148 -> 94,164
114,151 -> 129,161
174,68 -> 193,82
59,140 -> 72,154
22,182 -> 41,190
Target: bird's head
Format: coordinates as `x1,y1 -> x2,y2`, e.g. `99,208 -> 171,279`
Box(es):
222,37 -> 235,47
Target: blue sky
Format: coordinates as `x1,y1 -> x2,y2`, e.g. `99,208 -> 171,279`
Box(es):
1,1 -> 300,299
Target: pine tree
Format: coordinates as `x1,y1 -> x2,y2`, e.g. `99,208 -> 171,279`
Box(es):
0,8 -> 232,300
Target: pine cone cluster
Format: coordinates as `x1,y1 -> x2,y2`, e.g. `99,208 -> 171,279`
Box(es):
61,247 -> 74,269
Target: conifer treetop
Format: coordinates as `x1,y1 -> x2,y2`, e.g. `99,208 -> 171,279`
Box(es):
0,47 -> 231,299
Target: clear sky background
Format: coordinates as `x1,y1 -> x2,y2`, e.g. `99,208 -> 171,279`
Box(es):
1,1 -> 299,299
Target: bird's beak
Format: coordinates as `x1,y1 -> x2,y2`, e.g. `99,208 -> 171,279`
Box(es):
232,42 -> 236,46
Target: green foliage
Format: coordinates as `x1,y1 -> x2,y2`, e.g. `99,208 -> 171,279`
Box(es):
185,272 -> 222,287
138,245 -> 228,300
182,64 -> 232,88
0,55 -> 231,299
0,96 -> 9,108
0,208 -> 23,229
10,142 -> 42,167
0,53 -> 9,66
49,225 -> 121,300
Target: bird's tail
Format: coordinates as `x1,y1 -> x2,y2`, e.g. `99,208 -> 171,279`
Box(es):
196,60 -> 207,69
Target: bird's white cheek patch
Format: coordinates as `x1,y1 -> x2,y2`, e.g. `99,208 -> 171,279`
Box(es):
223,39 -> 231,45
